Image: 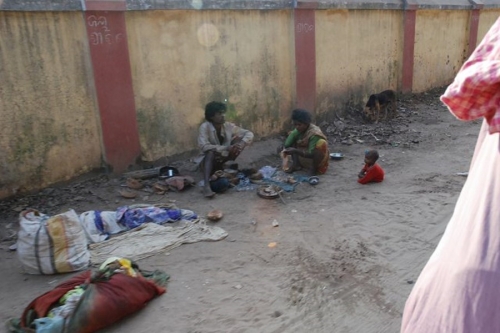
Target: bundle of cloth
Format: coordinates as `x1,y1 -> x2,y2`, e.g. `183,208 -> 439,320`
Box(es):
7,257 -> 168,333
80,203 -> 198,243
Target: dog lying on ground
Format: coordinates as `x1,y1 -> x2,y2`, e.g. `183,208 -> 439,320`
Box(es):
364,90 -> 397,123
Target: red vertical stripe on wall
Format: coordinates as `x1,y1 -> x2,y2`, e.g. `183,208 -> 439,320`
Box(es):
402,8 -> 416,93
294,9 -> 316,113
468,8 -> 481,57
85,11 -> 141,172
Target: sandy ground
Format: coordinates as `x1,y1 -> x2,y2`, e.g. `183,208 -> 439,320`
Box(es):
0,89 -> 481,333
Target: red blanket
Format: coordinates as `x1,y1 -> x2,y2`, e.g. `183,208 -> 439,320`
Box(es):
21,270 -> 165,333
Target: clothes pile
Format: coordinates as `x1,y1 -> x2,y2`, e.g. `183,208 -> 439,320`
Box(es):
79,203 -> 198,244
7,257 -> 168,333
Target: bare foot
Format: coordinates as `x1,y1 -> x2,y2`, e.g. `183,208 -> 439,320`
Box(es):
203,186 -> 216,198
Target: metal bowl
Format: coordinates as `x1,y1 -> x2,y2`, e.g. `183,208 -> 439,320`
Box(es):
257,185 -> 283,199
330,153 -> 344,160
158,166 -> 180,179
308,176 -> 320,185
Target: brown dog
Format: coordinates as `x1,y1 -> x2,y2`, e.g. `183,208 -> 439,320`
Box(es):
364,90 -> 397,123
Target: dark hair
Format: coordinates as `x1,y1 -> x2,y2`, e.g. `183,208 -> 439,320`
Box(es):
205,101 -> 227,121
291,109 -> 312,125
365,149 -> 379,162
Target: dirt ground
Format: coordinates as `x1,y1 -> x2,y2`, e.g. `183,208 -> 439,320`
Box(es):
0,88 -> 481,333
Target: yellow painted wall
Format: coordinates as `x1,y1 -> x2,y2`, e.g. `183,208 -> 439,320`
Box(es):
478,10 -> 500,44
126,10 -> 295,161
315,9 -> 403,117
0,12 -> 102,198
413,10 -> 469,93
0,8 -> 496,197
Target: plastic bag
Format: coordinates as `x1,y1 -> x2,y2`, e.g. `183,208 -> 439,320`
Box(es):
259,165 -> 277,179
17,209 -> 90,274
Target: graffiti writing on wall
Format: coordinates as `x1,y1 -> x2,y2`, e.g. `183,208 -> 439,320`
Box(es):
296,23 -> 314,33
87,15 -> 123,46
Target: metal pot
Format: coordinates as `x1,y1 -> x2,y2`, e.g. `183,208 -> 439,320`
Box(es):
159,166 -> 179,179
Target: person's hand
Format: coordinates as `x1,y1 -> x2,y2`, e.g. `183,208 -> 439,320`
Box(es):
229,142 -> 245,155
283,148 -> 299,155
228,145 -> 238,155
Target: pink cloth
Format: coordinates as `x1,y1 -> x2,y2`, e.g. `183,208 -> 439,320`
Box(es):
401,121 -> 500,333
401,18 -> 500,333
440,17 -> 500,134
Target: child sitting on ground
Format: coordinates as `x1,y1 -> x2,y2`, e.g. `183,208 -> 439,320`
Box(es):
358,149 -> 385,184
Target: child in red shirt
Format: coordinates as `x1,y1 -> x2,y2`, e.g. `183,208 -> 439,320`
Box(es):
358,149 -> 385,184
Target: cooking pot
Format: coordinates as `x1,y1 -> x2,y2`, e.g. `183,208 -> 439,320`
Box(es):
159,166 -> 180,179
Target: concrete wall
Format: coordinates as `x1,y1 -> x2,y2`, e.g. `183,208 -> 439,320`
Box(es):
477,9 -> 500,43
0,2 -> 499,198
413,10 -> 469,93
126,10 -> 294,161
0,11 -> 102,198
316,9 -> 402,117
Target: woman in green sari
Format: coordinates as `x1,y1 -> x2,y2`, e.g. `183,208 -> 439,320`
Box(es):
282,109 -> 329,176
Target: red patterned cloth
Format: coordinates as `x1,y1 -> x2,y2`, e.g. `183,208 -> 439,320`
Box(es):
440,17 -> 500,134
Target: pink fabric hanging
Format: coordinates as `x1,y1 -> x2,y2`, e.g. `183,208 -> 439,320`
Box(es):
401,17 -> 500,333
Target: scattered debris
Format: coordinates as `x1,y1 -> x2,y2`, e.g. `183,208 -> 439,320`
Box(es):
126,178 -> 144,190
272,310 -> 283,318
207,209 -> 223,222
153,183 -> 169,195
319,89 -> 447,149
257,185 -> 283,199
119,190 -> 137,199
268,242 -> 277,248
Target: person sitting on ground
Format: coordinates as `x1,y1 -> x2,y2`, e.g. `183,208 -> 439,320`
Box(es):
358,149 -> 384,184
282,109 -> 329,176
197,101 -> 254,198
